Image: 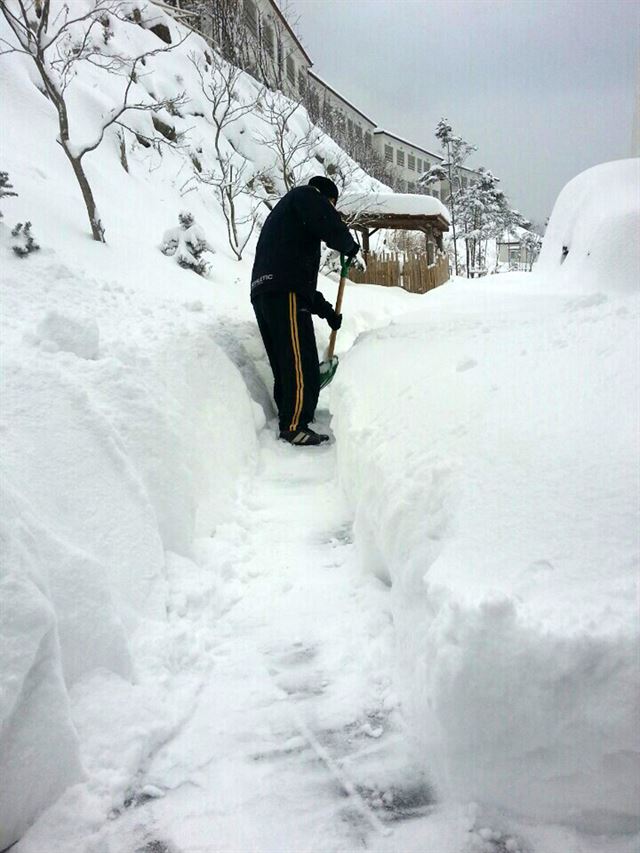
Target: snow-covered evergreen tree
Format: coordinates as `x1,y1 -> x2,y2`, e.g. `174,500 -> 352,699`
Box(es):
0,170 -> 18,218
11,221 -> 40,257
418,119 -> 476,275
520,229 -> 543,270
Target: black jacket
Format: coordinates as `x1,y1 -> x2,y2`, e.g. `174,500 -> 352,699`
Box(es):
250,185 -> 358,312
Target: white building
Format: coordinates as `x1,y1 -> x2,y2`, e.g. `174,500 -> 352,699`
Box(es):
372,128 -> 445,196
159,0 -> 481,200
307,69 -> 377,152
242,0 -> 312,99
158,0 -> 312,100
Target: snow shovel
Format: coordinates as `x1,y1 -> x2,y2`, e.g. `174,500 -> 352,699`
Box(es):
319,254 -> 351,390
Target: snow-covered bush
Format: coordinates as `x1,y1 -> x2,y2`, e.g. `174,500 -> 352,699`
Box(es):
0,170 -> 18,217
160,210 -> 213,276
1,173 -> 40,256
11,221 -> 40,257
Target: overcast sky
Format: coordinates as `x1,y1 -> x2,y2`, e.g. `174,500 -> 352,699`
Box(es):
291,0 -> 639,224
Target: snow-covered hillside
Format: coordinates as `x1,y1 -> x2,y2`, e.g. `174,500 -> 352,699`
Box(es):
1,1 -> 639,851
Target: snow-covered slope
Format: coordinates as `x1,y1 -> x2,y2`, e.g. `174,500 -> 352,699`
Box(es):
330,158 -> 640,830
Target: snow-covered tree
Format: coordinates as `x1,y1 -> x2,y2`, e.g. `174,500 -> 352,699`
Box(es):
520,229 -> 543,271
160,210 -> 212,275
0,171 -> 41,256
190,50 -> 262,260
0,0 -> 189,242
454,168 -> 527,274
257,89 -> 321,194
419,119 -> 476,275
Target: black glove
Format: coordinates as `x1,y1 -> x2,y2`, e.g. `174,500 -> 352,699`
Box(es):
345,244 -> 359,263
326,308 -> 342,331
312,291 -> 341,329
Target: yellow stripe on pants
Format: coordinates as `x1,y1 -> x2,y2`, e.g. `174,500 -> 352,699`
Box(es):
288,293 -> 304,431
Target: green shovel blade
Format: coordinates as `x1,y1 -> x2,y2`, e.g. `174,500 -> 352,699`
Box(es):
319,355 -> 339,389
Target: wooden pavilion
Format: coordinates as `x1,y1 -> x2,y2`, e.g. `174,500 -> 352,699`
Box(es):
337,193 -> 451,293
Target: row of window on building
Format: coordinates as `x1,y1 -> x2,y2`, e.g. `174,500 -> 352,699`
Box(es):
241,0 -> 445,198
245,0 -> 305,91
384,145 -> 433,174
344,117 -> 373,147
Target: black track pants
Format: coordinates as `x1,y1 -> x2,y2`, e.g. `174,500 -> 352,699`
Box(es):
252,291 -> 320,432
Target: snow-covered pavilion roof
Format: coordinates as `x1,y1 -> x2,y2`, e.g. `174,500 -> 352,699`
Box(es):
338,192 -> 450,232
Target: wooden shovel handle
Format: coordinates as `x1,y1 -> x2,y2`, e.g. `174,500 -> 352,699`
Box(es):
326,257 -> 350,360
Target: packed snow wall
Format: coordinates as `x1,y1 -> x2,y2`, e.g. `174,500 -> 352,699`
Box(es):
330,159 -> 640,829
0,250 -> 261,847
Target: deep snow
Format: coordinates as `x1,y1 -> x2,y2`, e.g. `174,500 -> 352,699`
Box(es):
1,1 -> 638,851
331,161 -> 640,833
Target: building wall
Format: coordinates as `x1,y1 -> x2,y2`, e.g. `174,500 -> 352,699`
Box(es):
244,0 -> 311,99
497,241 -> 535,269
307,71 -> 377,152
158,1 -> 480,202
373,130 -> 445,196
159,0 -> 311,100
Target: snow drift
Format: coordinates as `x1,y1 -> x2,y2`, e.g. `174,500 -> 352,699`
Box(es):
0,252 -> 260,847
536,158 -> 640,294
331,159 -> 640,829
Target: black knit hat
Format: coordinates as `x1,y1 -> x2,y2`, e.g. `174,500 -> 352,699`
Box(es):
308,175 -> 339,202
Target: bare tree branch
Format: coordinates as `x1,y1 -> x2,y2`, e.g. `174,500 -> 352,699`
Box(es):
0,0 -> 193,242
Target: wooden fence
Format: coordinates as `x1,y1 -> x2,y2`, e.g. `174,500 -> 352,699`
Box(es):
349,251 -> 449,293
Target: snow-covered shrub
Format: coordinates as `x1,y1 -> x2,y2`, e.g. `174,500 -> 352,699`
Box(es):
0,173 -> 40,256
11,221 -> 40,257
160,210 -> 213,276
0,170 -> 18,218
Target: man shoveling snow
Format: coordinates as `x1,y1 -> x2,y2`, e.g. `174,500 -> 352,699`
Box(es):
251,176 -> 359,446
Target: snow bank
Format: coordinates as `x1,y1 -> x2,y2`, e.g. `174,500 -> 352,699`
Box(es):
331,162 -> 640,830
0,248 -> 258,846
536,158 -> 640,293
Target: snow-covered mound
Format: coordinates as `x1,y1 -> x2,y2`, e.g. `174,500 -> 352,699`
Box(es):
0,250 -> 260,847
330,164 -> 640,829
536,158 -> 639,293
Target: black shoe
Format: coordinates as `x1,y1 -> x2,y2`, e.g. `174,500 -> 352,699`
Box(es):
279,426 -> 329,446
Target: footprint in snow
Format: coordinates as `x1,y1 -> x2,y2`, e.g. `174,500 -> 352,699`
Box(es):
276,671 -> 328,699
274,642 -> 318,667
456,357 -> 478,372
465,826 -> 528,852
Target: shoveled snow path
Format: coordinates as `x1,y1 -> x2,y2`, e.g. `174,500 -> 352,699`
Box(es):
99,418 -> 474,853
